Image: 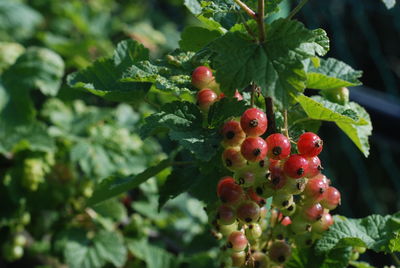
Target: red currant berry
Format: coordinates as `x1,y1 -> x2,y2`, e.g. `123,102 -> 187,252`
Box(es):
217,177 -> 244,205
240,108 -> 268,136
227,231 -> 248,251
283,154 -> 309,178
217,205 -> 236,225
222,147 -> 247,171
312,212 -> 334,233
281,177 -> 307,195
217,177 -> 235,195
240,137 -> 268,162
236,201 -> 261,223
302,203 -> 324,222
303,176 -> 329,203
297,132 -> 323,157
269,164 -> 287,190
197,88 -> 217,111
310,173 -> 331,185
221,120 -> 246,148
269,159 -> 281,171
246,188 -> 266,207
266,134 -> 291,160
268,241 -> 291,264
305,156 -> 323,177
235,171 -> 255,187
251,252 -> 268,268
191,66 -> 214,89
321,186 -> 341,210
281,216 -> 292,226
234,90 -> 243,101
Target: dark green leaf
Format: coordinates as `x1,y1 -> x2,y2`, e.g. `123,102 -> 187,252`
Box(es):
207,97 -> 248,128
305,58 -> 362,90
179,26 -> 222,52
92,199 -> 127,222
286,246 -> 352,268
67,40 -> 152,102
87,159 -> 171,206
209,19 -> 329,107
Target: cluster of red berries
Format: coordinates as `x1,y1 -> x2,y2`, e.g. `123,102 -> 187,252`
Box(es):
191,66 -> 242,111
213,108 -> 341,267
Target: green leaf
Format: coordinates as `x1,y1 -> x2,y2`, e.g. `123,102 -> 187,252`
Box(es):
305,58 -> 362,90
207,97 -> 248,128
349,261 -> 377,268
87,159 -> 172,206
3,47 -> 65,96
179,26 -> 222,52
92,199 -> 127,222
0,42 -> 25,73
0,0 -> 43,41
127,239 -> 177,268
316,213 -> 400,254
382,0 -> 396,9
122,50 -> 197,96
64,229 -> 127,268
286,246 -> 352,268
336,103 -> 372,157
209,19 -> 329,107
184,0 -> 202,15
67,39 -> 152,102
140,101 -> 220,161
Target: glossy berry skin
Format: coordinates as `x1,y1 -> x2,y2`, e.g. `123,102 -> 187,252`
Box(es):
235,171 -> 255,187
297,132 -> 323,157
236,200 -> 261,223
303,203 -> 324,222
217,177 -> 244,205
197,88 -> 218,111
283,154 -> 309,179
281,216 -> 292,226
234,90 -> 243,101
282,177 -> 307,195
269,241 -> 291,264
251,252 -> 268,268
222,147 -> 247,171
240,137 -> 268,162
266,134 -> 291,160
219,221 -> 238,237
303,176 -> 329,203
231,251 -> 246,267
321,186 -> 341,210
312,212 -> 334,233
290,218 -> 312,234
272,193 -> 293,209
247,188 -> 266,207
240,108 -> 268,136
217,204 -> 236,225
227,231 -> 248,252
269,164 -> 287,190
221,120 -> 246,148
191,66 -> 214,89
245,223 -> 262,240
305,156 -> 323,177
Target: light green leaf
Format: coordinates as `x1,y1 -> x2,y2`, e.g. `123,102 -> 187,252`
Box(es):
316,213 -> 400,254
87,159 -> 172,206
209,19 -> 329,107
179,26 -> 222,52
184,0 -> 202,15
67,39 -> 152,102
0,42 -> 25,73
286,246 -> 352,268
92,198 -> 127,222
127,239 -> 177,268
349,261 -> 377,268
305,58 -> 362,90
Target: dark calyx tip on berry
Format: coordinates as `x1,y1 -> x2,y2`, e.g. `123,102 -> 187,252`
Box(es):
306,239 -> 313,245
315,139 -> 323,148
245,217 -> 252,223
272,176 -> 280,185
277,234 -> 284,240
225,131 -> 235,140
260,200 -> 266,206
287,205 -> 294,211
238,178 -> 245,185
261,248 -> 267,253
227,242 -> 233,248
259,160 -> 265,167
272,146 -> 282,156
250,249 -> 255,254
249,224 -> 253,229
282,200 -> 289,207
278,256 -> 286,263
253,148 -> 261,156
254,261 -> 261,268
249,119 -> 259,128
296,182 -> 303,190
297,168 -> 304,176
318,165 -> 323,171
319,188 -> 325,194
316,215 -> 322,221
306,224 -> 312,232
225,159 -> 232,167
256,187 -> 263,195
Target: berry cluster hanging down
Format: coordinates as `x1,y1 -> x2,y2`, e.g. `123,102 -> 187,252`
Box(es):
191,66 -> 342,267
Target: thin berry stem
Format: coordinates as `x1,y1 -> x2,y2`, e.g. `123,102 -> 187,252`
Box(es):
265,97 -> 277,136
391,253 -> 400,266
256,0 -> 266,43
287,0 -> 309,20
233,0 -> 257,19
250,83 -> 256,107
283,109 -> 289,138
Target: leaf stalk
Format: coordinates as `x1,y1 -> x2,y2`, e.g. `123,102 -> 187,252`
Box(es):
287,0 -> 309,20
233,0 -> 257,19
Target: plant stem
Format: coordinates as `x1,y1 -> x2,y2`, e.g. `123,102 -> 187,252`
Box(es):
391,253 -> 400,266
239,12 -> 257,39
283,109 -> 289,138
233,0 -> 256,19
265,97 -> 277,136
287,0 -> 309,20
256,0 -> 266,43
250,83 -> 256,107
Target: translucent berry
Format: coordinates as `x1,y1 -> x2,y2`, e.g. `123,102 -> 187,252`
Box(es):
217,204 -> 236,225
221,120 -> 246,148
268,241 -> 291,264
245,223 -> 262,240
217,177 -> 235,195
240,137 -> 268,162
222,147 -> 247,171
197,88 -> 218,111
235,171 -> 256,187
302,203 -> 324,222
281,203 -> 296,217
266,133 -> 291,160
272,193 -> 293,209
312,212 -> 334,233
231,251 -> 246,267
191,66 -> 214,89
303,176 -> 329,203
254,182 -> 275,199
227,231 -> 248,251
282,177 -> 307,195
217,177 -> 244,205
305,156 -> 323,177
290,218 -> 312,234
321,186 -> 341,210
269,164 -> 287,190
236,200 -> 261,223
240,108 -> 268,136
219,221 -> 239,236
297,132 -> 323,157
281,216 -> 292,226
283,154 -> 309,179
294,232 -> 314,248
251,252 -> 268,268
247,188 -> 266,207
272,224 -> 288,240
